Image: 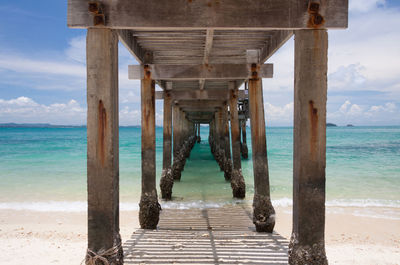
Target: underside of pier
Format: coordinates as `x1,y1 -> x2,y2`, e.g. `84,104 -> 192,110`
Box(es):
68,0 -> 348,264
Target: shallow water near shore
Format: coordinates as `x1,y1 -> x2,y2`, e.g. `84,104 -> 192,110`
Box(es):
0,126 -> 399,218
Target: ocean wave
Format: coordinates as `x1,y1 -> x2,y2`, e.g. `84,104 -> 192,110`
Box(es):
0,198 -> 399,212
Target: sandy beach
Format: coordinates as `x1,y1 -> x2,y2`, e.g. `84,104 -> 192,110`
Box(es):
1,206 -> 399,265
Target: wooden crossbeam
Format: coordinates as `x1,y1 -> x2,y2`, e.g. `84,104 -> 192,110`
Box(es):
155,90 -> 248,100
68,0 -> 348,29
117,30 -> 146,63
260,31 -> 294,63
129,64 -> 273,80
199,29 -> 214,90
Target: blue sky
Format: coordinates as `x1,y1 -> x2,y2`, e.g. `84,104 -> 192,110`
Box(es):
0,0 -> 399,126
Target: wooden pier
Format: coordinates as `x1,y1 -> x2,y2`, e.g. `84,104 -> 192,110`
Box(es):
68,1 -> 348,264
124,205 -> 289,265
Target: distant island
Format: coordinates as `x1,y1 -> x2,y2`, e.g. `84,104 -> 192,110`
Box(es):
0,123 -> 85,128
326,123 -> 337,127
347,124 -> 354,127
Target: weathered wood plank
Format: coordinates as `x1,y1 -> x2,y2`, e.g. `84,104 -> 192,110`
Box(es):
128,64 -> 273,80
199,29 -> 215,90
117,29 -> 146,63
260,30 -> 294,63
68,0 -> 348,29
86,28 -> 123,264
289,29 -> 328,264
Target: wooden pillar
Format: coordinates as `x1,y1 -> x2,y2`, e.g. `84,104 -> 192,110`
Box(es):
173,104 -> 180,158
162,92 -> 172,170
249,64 -> 275,233
223,103 -> 232,181
229,84 -> 241,170
139,64 -> 160,229
86,28 -> 123,264
172,103 -> 182,181
229,82 -> 246,198
197,122 -> 201,143
240,119 -> 248,159
289,29 -> 328,265
160,92 -> 173,200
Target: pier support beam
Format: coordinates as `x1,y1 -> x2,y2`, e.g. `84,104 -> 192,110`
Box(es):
86,28 -> 123,264
223,103 -> 233,181
240,120 -> 248,159
249,65 -> 275,233
289,29 -> 328,265
197,122 -> 201,143
229,82 -> 246,198
139,65 -> 160,229
160,91 -> 173,200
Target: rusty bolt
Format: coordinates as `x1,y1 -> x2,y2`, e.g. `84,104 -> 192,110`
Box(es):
93,14 -> 104,26
88,2 -> 100,13
313,14 -> 324,25
308,2 -> 320,13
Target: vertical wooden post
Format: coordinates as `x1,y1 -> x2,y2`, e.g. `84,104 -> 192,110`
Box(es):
249,63 -> 275,233
229,83 -> 241,170
162,92 -> 172,170
223,103 -> 232,181
229,82 -> 246,198
160,91 -> 173,200
86,28 -> 123,264
197,122 -> 201,143
173,104 -> 180,158
289,29 -> 328,265
241,120 -> 248,159
172,103 -> 182,180
139,63 -> 160,229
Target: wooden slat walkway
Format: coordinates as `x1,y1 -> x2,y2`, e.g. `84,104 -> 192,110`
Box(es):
123,204 -> 289,264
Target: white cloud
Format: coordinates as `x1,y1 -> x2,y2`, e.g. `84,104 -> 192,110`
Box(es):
329,100 -> 399,125
0,97 -> 86,125
0,53 -> 85,77
65,35 -> 86,64
349,0 -> 386,13
264,102 -> 294,126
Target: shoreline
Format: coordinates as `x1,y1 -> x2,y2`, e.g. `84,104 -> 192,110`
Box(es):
1,206 -> 399,264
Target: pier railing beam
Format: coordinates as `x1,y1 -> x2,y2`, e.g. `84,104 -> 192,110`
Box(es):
86,28 -> 123,264
289,29 -> 328,265
229,82 -> 246,198
139,64 -> 160,229
248,55 -> 275,232
160,91 -> 173,200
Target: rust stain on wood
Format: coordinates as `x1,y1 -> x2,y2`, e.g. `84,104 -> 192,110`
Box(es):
307,1 -> 325,29
309,100 -> 318,158
98,100 -> 107,166
250,64 -> 259,81
144,65 -> 152,80
88,2 -> 100,13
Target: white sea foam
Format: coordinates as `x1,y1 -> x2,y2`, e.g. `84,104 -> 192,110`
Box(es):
0,198 -> 399,215
272,197 -> 400,208
0,201 -> 87,212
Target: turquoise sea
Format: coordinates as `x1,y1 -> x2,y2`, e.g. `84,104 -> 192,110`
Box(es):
0,126 -> 399,218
